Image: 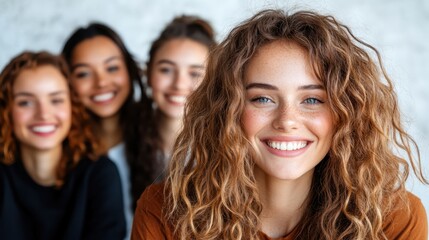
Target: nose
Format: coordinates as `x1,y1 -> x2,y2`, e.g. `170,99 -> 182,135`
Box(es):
172,71 -> 191,90
272,103 -> 299,132
35,101 -> 51,120
94,71 -> 108,88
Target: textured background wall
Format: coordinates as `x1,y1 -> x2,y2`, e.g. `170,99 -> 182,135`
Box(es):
1,0 -> 428,216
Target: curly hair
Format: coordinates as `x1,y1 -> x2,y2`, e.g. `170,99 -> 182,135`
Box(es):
0,51 -> 100,187
165,9 -> 427,239
61,23 -> 153,208
138,15 -> 217,201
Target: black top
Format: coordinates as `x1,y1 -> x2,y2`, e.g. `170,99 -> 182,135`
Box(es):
0,156 -> 125,240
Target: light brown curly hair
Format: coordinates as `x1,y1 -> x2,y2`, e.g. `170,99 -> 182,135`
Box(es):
165,9 -> 427,240
0,51 -> 101,187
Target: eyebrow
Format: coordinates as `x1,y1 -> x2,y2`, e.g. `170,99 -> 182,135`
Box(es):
72,56 -> 121,70
298,84 -> 325,90
14,90 -> 68,98
245,83 -> 325,91
245,83 -> 278,90
156,59 -> 205,69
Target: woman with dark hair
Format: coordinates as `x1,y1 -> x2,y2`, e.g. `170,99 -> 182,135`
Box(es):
137,14 -> 216,190
131,9 -> 428,240
61,23 -> 152,237
0,51 -> 125,240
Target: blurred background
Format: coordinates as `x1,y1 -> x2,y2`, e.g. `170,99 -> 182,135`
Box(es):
1,0 -> 428,217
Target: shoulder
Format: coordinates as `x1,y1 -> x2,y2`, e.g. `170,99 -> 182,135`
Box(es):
80,155 -> 118,173
383,191 -> 428,240
91,155 -> 121,181
73,155 -> 121,189
132,182 -> 173,239
136,182 -> 166,217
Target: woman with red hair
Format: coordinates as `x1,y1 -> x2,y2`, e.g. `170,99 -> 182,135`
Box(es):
0,51 -> 125,240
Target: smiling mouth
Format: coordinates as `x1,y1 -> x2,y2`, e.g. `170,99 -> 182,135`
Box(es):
267,140 -> 308,151
167,95 -> 186,104
31,125 -> 56,133
92,92 -> 115,102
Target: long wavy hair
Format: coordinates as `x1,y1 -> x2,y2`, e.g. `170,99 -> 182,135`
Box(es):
138,15 -> 217,201
166,9 -> 427,239
0,51 -> 100,187
61,23 -> 153,208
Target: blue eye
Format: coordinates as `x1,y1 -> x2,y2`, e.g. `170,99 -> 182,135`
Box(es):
303,98 -> 322,104
251,97 -> 273,103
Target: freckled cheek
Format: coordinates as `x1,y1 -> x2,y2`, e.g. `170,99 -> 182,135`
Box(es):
241,108 -> 269,138
305,113 -> 335,142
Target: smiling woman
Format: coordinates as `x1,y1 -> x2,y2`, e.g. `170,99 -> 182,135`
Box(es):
131,9 -> 428,240
136,14 -> 217,188
12,65 -> 72,156
61,23 -> 153,239
242,41 -> 335,185
0,51 -> 125,240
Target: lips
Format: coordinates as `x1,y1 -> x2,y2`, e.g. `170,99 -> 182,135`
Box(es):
92,92 -> 115,102
267,140 -> 307,151
262,137 -> 312,158
166,95 -> 186,104
30,124 -> 56,134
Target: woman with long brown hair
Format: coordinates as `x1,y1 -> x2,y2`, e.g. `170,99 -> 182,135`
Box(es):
0,51 -> 125,239
132,9 -> 428,240
137,14 -> 216,188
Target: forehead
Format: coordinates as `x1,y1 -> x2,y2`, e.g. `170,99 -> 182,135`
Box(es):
14,65 -> 68,93
153,38 -> 209,64
71,36 -> 123,63
249,40 -> 308,68
244,40 -> 320,86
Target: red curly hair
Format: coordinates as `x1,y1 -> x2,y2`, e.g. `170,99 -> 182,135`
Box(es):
0,51 -> 101,186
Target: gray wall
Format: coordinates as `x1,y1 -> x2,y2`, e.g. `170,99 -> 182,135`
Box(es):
1,0 -> 428,217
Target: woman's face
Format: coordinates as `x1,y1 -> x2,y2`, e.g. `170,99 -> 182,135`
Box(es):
12,65 -> 72,152
242,41 -> 334,182
149,38 -> 209,119
70,36 -> 131,119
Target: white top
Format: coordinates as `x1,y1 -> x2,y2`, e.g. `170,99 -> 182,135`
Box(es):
108,142 -> 133,240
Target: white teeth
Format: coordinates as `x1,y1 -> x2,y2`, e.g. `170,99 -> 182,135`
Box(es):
267,141 -> 307,151
168,95 -> 186,104
32,125 -> 56,133
93,92 -> 114,102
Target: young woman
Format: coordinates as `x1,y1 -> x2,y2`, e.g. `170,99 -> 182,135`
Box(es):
61,23 -> 152,237
137,15 -> 216,188
0,51 -> 125,240
131,9 -> 428,240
